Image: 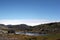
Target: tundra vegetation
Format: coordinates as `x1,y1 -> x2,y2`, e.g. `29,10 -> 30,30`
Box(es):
0,22 -> 60,40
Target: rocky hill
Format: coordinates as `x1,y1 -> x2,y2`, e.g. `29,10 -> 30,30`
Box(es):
0,22 -> 60,34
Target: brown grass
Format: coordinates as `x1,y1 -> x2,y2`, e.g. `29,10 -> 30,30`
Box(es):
0,34 -> 60,40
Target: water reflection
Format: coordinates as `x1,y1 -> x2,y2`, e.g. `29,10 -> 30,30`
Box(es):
15,32 -> 47,36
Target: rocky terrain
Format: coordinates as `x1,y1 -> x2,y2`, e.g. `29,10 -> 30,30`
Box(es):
0,22 -> 60,40
0,22 -> 60,34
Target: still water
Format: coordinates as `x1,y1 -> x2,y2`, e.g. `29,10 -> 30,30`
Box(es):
15,32 -> 47,36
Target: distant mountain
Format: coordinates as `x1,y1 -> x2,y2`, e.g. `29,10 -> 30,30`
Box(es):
32,22 -> 60,34
0,22 -> 60,34
6,24 -> 32,31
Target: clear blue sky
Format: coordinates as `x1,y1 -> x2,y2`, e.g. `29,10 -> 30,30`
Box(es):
0,0 -> 60,20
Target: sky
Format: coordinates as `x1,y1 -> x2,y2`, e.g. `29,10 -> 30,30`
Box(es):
0,0 -> 60,26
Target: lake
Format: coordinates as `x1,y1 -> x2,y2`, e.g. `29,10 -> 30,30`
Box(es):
15,32 -> 48,36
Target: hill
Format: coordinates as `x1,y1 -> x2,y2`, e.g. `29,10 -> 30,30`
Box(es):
0,22 -> 60,34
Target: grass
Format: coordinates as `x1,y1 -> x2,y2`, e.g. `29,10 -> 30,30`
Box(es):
0,33 -> 60,40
